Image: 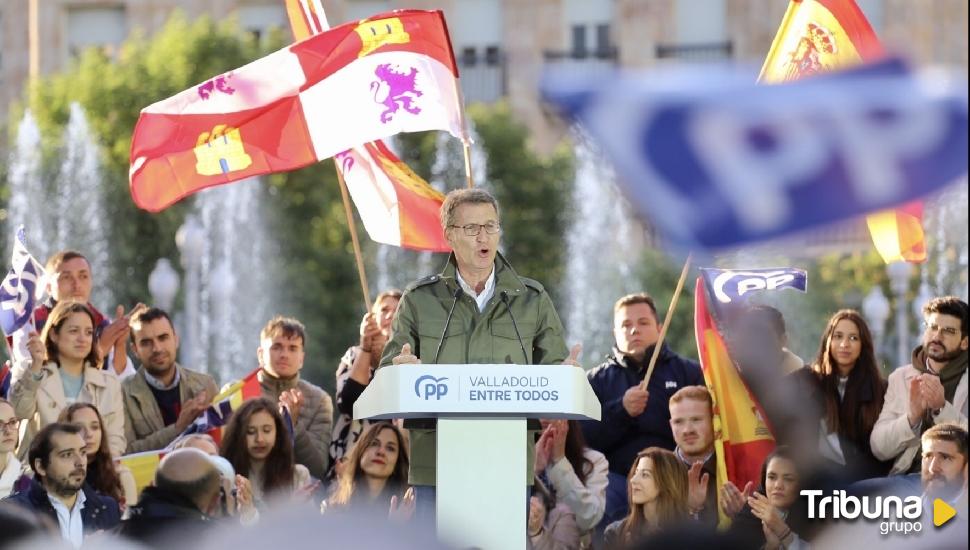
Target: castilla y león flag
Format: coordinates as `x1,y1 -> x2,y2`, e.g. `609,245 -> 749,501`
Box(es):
335,142 -> 450,251
284,1 -> 450,252
759,0 -> 926,263
129,9 -> 462,212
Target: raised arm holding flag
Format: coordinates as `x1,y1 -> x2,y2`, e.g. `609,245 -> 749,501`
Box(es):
1,226 -> 46,398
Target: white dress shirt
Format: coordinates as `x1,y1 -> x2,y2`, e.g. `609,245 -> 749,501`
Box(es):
456,267 -> 496,312
48,489 -> 87,549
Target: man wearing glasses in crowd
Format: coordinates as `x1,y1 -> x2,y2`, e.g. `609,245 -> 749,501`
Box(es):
871,296 -> 969,478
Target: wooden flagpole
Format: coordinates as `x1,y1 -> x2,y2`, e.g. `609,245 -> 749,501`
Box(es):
286,8 -> 373,311
640,254 -> 693,389
333,159 -> 372,311
455,83 -> 475,188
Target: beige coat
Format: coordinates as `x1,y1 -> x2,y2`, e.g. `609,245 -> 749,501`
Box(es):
871,364 -> 968,475
10,361 -> 126,460
123,364 -> 218,453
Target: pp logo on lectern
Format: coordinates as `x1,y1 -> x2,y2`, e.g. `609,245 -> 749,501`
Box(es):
415,375 -> 449,400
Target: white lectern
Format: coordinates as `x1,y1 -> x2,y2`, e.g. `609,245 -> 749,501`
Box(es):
354,364 -> 601,550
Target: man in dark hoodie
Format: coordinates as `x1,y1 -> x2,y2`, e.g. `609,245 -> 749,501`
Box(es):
872,296 -> 968,476
118,448 -> 222,544
581,293 -> 703,528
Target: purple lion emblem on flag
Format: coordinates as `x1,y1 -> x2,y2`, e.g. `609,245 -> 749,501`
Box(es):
371,64 -> 423,123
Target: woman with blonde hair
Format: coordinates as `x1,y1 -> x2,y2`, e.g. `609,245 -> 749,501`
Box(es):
10,301 -> 126,459
603,447 -> 689,548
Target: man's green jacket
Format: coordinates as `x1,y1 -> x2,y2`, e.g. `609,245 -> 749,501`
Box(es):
380,252 -> 569,486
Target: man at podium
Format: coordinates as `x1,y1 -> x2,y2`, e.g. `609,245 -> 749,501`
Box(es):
380,188 -> 573,523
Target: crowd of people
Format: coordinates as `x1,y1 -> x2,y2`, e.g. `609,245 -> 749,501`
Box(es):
0,189 -> 967,549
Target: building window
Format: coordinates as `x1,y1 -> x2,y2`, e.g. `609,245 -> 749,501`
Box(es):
570,24 -> 587,58
66,6 -> 126,59
461,47 -> 478,67
595,23 -> 615,59
484,46 -> 501,67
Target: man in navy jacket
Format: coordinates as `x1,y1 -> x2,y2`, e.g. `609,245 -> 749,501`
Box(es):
2,423 -> 120,547
581,293 -> 703,528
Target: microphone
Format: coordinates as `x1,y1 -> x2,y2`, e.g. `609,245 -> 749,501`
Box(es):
433,286 -> 464,364
501,291 -> 529,364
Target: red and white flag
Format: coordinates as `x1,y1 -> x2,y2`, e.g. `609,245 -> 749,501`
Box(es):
335,142 -> 449,251
284,0 -> 451,252
130,10 -> 462,212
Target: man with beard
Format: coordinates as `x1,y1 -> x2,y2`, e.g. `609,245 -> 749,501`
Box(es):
329,289 -> 401,480
2,423 -> 120,547
668,385 -> 751,529
123,308 -> 218,453
920,423 -> 968,512
872,296 -> 968,475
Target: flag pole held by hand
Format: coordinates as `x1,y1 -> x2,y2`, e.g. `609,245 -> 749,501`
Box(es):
641,254 -> 692,390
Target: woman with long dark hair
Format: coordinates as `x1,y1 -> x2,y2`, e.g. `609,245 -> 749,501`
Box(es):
729,446 -> 817,549
809,309 -> 892,481
534,419 -> 608,545
326,421 -> 412,515
58,402 -> 136,508
10,301 -> 126,459
220,397 -> 312,506
603,447 -> 689,548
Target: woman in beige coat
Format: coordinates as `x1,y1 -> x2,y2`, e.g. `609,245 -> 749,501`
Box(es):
10,301 -> 126,460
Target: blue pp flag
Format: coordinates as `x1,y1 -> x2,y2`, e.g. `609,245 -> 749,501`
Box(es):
0,226 -> 46,336
703,268 -> 807,306
541,58 -> 968,251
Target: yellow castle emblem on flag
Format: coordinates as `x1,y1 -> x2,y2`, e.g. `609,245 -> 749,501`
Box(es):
354,17 -> 410,58
194,125 -> 252,176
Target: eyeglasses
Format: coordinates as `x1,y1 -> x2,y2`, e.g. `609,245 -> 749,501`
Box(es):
448,222 -> 501,237
0,419 -> 20,432
924,322 -> 960,338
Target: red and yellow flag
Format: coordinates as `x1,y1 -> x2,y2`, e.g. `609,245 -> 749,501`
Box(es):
694,277 -> 776,527
759,0 -> 926,263
285,0 -> 328,40
285,0 -> 451,252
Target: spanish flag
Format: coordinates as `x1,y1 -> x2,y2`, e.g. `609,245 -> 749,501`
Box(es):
694,277 -> 775,528
759,0 -> 926,263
